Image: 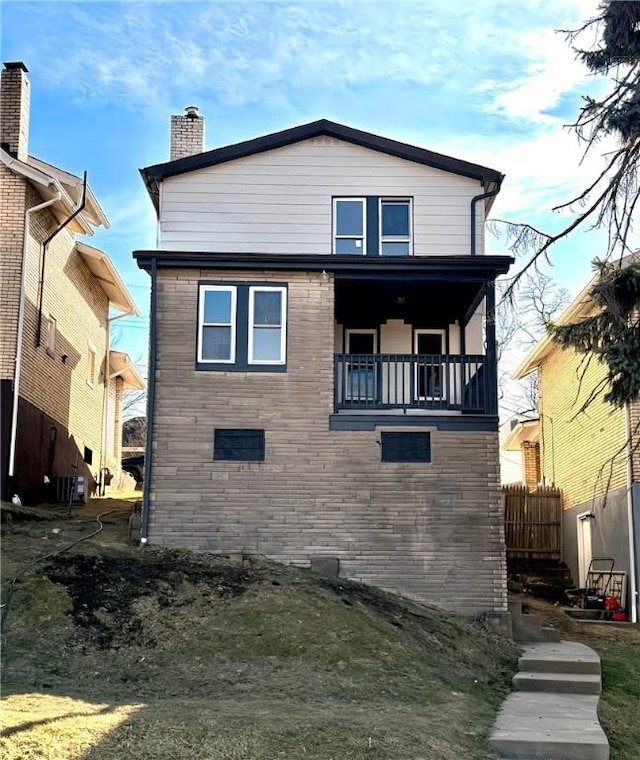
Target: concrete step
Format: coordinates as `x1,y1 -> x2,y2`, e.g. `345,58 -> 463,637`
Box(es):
519,642 -> 601,675
512,616 -> 561,643
513,671 -> 602,695
491,692 -> 609,760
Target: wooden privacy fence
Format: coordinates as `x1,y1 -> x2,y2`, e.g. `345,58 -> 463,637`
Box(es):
502,485 -> 562,560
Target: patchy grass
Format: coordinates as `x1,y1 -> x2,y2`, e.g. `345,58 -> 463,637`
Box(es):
1,497 -> 518,760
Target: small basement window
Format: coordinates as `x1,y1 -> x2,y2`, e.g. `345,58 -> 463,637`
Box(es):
214,429 -> 265,461
381,432 -> 431,463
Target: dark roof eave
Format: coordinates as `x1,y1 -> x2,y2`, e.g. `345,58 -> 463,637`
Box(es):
140,119 -> 504,212
133,251 -> 513,278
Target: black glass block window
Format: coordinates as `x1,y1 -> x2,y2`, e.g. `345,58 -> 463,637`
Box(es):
214,429 -> 265,461
381,432 -> 431,463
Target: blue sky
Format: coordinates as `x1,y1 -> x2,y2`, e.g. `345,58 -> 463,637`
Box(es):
2,0 -> 627,392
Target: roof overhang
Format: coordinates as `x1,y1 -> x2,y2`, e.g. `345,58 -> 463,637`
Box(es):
1,148 -> 109,234
28,156 -> 110,230
109,351 -> 145,390
140,119 -> 504,215
502,418 -> 541,451
514,253 -> 640,380
77,242 -> 139,315
133,251 -> 514,279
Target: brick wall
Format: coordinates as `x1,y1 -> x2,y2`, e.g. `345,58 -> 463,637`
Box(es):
170,112 -> 204,160
522,441 -> 540,489
0,165 -> 27,380
3,182 -> 110,493
148,268 -> 507,615
538,341 -> 627,508
1,63 -> 30,160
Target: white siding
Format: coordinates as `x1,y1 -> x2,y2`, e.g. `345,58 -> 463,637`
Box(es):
160,137 -> 485,255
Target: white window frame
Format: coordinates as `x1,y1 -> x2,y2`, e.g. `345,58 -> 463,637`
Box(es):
346,329 -> 378,354
379,198 -> 412,256
414,329 -> 446,401
333,197 -> 366,255
198,285 -> 237,364
46,315 -> 56,356
248,286 -> 287,365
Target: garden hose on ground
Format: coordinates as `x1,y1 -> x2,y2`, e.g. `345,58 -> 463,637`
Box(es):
1,510 -> 116,634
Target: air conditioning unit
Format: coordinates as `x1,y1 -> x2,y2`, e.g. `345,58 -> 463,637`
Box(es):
53,476 -> 85,503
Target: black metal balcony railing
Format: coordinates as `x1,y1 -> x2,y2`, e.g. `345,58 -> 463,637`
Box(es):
334,354 -> 494,414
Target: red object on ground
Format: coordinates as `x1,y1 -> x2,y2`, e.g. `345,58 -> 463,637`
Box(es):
612,611 -> 628,621
604,596 -> 619,611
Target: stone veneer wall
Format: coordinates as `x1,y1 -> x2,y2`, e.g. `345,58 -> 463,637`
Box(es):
148,267 -> 507,615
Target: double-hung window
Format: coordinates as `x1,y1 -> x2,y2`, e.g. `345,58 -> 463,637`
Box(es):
248,287 -> 287,365
198,285 -> 236,363
380,199 -> 411,255
333,197 -> 412,255
197,282 -> 287,371
333,198 -> 365,254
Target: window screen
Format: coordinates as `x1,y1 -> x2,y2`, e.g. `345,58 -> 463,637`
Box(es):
214,429 -> 265,461
381,432 -> 431,463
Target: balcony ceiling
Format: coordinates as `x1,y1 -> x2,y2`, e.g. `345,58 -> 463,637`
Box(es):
335,278 -> 483,326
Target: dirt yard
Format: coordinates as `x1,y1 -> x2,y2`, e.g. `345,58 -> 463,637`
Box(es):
1,495 -> 638,759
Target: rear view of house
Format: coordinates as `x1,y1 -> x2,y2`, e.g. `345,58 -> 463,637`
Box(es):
135,112 -> 512,617
0,62 -> 143,502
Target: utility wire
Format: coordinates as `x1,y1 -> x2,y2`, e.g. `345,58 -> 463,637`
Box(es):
1,510 -> 116,634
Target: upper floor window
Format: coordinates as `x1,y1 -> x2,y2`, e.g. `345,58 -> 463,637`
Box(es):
333,198 -> 365,254
197,282 -> 287,372
380,199 -> 411,255
333,197 -> 412,255
45,315 -> 56,357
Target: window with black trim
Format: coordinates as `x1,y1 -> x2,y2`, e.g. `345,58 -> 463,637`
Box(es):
381,432 -> 431,463
380,199 -> 411,255
197,283 -> 287,371
198,285 -> 236,363
214,429 -> 265,461
333,196 -> 412,256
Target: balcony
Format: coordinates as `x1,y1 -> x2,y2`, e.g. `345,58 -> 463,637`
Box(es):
334,354 -> 495,414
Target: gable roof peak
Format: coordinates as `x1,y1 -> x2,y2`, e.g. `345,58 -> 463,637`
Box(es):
140,117 -> 504,213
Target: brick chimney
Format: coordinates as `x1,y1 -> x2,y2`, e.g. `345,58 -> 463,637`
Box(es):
170,106 -> 205,160
1,62 -> 30,161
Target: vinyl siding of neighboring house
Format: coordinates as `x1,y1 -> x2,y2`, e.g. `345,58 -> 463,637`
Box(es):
159,137 -> 486,255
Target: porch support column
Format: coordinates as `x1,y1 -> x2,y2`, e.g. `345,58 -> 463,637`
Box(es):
485,279 -> 498,415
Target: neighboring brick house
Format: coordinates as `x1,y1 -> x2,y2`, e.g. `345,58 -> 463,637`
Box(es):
0,61 -> 143,502
134,110 -> 513,617
510,260 -> 640,622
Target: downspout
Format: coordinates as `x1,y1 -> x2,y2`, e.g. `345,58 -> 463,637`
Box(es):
8,193 -> 62,486
470,183 -> 501,256
141,256 -> 158,543
35,172 -> 87,347
624,403 -> 638,623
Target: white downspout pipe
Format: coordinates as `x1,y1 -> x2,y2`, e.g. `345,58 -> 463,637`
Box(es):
8,193 -> 62,483
625,403 -> 638,623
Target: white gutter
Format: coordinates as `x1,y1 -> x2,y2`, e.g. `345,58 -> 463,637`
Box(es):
625,403 -> 638,623
8,193 -> 62,480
